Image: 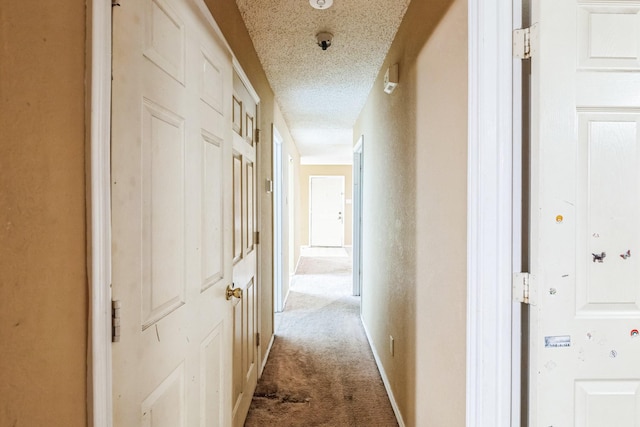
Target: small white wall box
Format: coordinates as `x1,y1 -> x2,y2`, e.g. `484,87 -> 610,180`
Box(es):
383,63 -> 399,94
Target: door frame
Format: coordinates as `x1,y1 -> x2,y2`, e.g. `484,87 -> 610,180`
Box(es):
287,155 -> 295,277
273,126 -> 284,312
90,0 -> 523,424
352,136 -> 364,297
466,0 -> 522,426
87,0 -> 113,425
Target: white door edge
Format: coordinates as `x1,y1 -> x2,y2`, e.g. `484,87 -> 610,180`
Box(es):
87,0 -> 113,426
466,0 -> 516,426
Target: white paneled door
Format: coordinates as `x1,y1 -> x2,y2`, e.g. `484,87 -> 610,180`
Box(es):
530,1 -> 640,425
310,176 -> 344,247
111,0 -> 234,425
230,70 -> 259,427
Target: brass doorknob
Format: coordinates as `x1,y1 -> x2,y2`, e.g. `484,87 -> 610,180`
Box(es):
226,285 -> 243,300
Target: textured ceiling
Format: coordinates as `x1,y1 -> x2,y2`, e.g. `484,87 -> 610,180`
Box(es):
235,0 -> 411,164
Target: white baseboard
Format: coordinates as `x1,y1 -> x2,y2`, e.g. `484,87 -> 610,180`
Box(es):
360,315 -> 406,427
259,333 -> 276,377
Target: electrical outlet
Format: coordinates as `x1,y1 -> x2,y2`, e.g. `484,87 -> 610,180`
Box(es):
389,335 -> 394,357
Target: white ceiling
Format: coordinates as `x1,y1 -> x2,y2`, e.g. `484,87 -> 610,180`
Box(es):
235,0 -> 411,164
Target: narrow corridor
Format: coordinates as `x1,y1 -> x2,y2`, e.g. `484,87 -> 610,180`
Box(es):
244,248 -> 398,426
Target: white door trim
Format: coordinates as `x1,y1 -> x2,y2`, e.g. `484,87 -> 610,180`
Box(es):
466,0 -> 516,426
510,1 -> 524,425
233,57 -> 260,105
87,0 -> 113,426
273,126 -> 284,312
352,136 -> 364,296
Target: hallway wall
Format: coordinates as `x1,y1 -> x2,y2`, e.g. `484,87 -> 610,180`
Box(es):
298,165 -> 353,249
354,0 -> 468,425
205,0 -> 300,366
0,2 -> 88,425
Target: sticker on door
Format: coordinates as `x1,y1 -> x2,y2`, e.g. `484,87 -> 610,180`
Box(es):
545,335 -> 571,348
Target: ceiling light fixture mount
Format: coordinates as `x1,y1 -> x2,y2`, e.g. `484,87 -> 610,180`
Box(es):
310,0 -> 333,10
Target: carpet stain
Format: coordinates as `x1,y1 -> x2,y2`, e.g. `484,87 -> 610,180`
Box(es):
244,255 -> 398,427
254,391 -> 311,404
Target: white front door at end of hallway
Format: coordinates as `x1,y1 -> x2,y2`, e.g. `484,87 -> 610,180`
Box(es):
111,0 -> 257,425
310,176 -> 345,247
529,0 -> 640,425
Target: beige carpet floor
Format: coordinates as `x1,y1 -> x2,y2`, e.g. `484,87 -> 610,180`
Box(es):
244,252 -> 398,427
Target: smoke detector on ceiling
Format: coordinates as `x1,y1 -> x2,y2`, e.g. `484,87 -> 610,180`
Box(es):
310,0 -> 333,10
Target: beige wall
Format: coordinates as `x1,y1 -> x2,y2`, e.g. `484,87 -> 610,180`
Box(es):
354,0 -> 468,425
0,2 -> 88,425
299,165 -> 353,249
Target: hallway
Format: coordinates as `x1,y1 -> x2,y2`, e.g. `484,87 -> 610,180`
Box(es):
245,248 -> 397,426
2,0 -> 470,425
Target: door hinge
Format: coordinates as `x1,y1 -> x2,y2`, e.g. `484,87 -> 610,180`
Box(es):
513,24 -> 538,59
255,128 -> 261,144
256,332 -> 260,347
254,231 -> 260,244
112,300 -> 121,342
513,272 -> 535,305
112,0 -> 121,6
